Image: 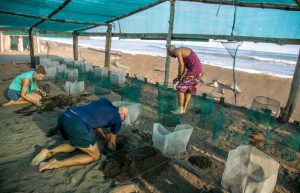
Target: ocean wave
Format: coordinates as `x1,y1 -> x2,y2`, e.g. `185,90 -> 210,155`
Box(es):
248,56 -> 296,65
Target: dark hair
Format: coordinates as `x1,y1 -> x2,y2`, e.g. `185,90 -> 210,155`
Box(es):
35,65 -> 46,74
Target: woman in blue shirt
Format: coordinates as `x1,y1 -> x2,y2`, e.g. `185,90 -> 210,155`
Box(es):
31,97 -> 129,172
3,65 -> 47,107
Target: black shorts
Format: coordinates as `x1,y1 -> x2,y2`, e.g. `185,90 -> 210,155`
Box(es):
57,110 -> 96,148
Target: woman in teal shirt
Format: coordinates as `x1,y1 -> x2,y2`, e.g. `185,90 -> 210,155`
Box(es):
3,65 -> 47,107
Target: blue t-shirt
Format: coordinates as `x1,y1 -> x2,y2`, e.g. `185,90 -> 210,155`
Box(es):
71,97 -> 122,135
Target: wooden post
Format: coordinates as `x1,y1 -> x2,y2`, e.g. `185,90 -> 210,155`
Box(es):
36,34 -> 40,53
0,32 -> 3,52
164,0 -> 175,86
105,24 -> 112,68
73,32 -> 78,61
29,29 -> 35,68
279,50 -> 300,122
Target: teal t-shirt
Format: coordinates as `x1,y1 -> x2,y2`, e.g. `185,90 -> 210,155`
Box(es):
9,71 -> 36,93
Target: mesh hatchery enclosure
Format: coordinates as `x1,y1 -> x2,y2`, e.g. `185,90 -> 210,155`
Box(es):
157,85 -> 180,127
121,78 -> 145,103
251,96 -> 280,116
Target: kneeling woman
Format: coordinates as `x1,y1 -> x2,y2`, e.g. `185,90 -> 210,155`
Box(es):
3,65 -> 47,107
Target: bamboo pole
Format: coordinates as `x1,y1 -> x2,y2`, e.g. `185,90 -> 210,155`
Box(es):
36,34 -> 40,53
29,29 -> 35,68
104,24 -> 112,68
164,0 -> 175,86
78,32 -> 300,45
279,50 -> 300,122
73,32 -> 78,61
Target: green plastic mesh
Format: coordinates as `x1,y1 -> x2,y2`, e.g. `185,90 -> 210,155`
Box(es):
54,72 -> 67,83
266,128 -> 300,161
121,78 -> 145,103
246,108 -> 272,125
193,94 -> 215,129
193,94 -> 214,115
95,76 -> 112,95
211,108 -> 226,142
157,85 -> 180,127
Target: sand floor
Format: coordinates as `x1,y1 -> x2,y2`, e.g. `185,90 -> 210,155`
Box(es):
0,62 -> 299,192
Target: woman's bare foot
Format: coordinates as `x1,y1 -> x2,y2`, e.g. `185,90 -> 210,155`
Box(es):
31,148 -> 50,166
171,108 -> 185,114
1,101 -> 15,107
39,159 -> 57,172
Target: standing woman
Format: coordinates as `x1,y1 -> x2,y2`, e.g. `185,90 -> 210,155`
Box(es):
168,45 -> 204,114
3,65 -> 47,107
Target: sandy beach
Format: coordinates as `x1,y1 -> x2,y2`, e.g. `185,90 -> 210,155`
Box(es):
35,40 -> 300,121
0,40 -> 299,193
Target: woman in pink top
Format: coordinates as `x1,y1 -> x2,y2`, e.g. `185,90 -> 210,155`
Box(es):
168,45 -> 204,114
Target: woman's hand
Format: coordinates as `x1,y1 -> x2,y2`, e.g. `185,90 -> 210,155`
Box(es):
41,91 -> 47,97
35,101 -> 42,107
173,77 -> 179,84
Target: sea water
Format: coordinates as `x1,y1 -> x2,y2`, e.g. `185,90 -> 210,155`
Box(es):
41,37 -> 299,78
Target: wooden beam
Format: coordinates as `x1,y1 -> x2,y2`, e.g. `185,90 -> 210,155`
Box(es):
0,28 -> 73,35
79,32 -> 300,45
0,10 -> 99,25
164,0 -> 175,86
74,0 -> 168,32
180,0 -> 300,11
29,29 -> 35,68
104,24 -> 112,68
73,32 -> 78,61
30,0 -> 72,30
279,50 -> 300,122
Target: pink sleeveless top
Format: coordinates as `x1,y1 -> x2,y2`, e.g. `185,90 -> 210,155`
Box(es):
183,49 -> 204,76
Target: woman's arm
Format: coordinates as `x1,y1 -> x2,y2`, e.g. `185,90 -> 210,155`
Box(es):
107,133 -> 117,151
176,49 -> 185,77
95,128 -> 108,140
173,48 -> 186,84
35,87 -> 46,97
21,78 -> 41,106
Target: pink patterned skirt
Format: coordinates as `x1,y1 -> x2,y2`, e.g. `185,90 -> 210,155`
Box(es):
176,75 -> 200,95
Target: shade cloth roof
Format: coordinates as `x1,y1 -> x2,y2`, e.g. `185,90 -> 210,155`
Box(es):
0,0 -> 164,31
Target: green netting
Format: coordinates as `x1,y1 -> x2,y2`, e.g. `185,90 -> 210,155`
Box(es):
246,108 -> 272,125
157,85 -> 180,127
251,96 -> 280,116
78,72 -> 88,82
193,94 -> 214,115
193,94 -> 215,129
121,78 -> 145,103
211,108 -> 226,142
95,76 -> 112,95
55,72 -> 67,83
266,128 -> 300,161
